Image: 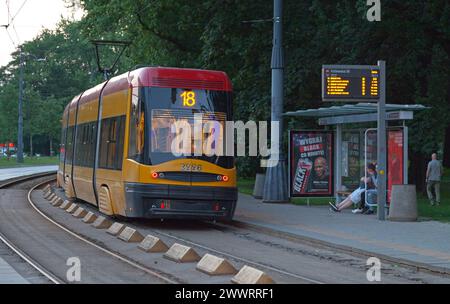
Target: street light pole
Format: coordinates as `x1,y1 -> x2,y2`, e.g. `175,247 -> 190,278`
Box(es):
17,49 -> 24,163
377,60 -> 387,220
262,0 -> 289,203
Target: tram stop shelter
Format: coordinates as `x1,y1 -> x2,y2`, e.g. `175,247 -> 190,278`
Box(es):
284,103 -> 427,203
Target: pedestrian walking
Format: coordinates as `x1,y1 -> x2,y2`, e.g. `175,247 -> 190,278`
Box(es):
426,153 -> 443,205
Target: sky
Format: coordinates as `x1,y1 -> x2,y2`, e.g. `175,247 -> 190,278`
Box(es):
0,0 -> 83,67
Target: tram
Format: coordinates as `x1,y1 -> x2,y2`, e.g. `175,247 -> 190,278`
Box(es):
57,67 -> 237,220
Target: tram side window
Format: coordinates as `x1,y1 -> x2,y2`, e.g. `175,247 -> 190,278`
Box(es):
79,123 -> 94,167
60,127 -> 66,162
128,88 -> 144,161
87,123 -> 96,168
66,126 -> 74,164
74,124 -> 84,167
99,116 -> 125,170
83,124 -> 89,166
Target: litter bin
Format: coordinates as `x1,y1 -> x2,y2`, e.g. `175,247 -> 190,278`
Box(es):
388,184 -> 418,222
252,173 -> 266,199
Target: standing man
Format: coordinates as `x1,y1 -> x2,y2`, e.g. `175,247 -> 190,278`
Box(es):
426,153 -> 443,206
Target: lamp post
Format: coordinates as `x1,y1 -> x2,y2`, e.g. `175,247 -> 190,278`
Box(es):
262,0 -> 289,203
17,49 -> 46,163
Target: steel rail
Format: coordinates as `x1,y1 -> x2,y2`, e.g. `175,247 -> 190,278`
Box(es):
27,179 -> 178,284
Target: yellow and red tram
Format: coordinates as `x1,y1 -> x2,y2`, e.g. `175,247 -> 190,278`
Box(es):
57,67 -> 237,220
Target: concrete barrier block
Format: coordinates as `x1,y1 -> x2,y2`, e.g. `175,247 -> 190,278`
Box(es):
43,191 -> 53,199
231,265 -> 274,284
59,200 -> 72,210
73,207 -> 87,218
117,227 -> 144,243
389,184 -> 418,222
52,198 -> 63,207
66,204 -> 78,214
196,254 -> 237,276
43,187 -> 52,196
164,243 -> 201,263
138,235 -> 169,253
82,212 -> 97,224
43,185 -> 51,193
106,222 -> 126,236
252,173 -> 266,199
91,216 -> 113,229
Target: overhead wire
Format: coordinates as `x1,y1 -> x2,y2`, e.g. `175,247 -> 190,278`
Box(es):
6,0 -> 11,24
9,0 -> 28,25
2,0 -> 28,48
5,27 -> 17,47
12,23 -> 21,44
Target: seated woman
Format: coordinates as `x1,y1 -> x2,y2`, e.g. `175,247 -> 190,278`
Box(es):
329,163 -> 377,213
352,187 -> 377,214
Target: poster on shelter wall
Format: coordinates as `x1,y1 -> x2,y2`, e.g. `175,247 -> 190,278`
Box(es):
289,130 -> 333,197
387,129 -> 404,202
342,131 -> 361,190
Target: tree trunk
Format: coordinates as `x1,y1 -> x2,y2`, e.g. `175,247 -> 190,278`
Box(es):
49,137 -> 53,157
443,124 -> 450,167
30,134 -> 33,157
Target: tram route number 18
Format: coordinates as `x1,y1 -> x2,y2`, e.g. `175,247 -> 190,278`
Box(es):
181,91 -> 196,107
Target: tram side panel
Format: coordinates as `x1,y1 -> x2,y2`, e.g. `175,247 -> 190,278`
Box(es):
72,95 -> 99,206
57,104 -> 69,188
63,99 -> 78,199
94,89 -> 128,216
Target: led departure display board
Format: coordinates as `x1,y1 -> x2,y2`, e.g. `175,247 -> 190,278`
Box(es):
322,65 -> 380,101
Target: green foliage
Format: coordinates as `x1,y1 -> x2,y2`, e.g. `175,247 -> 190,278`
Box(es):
0,19 -> 129,154
1,1 -> 448,172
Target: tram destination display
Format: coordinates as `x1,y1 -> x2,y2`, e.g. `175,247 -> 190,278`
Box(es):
289,130 -> 334,197
322,65 -> 380,101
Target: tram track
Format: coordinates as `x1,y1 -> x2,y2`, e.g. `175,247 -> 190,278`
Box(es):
31,178 -> 326,283
0,231 -> 62,284
0,172 -> 175,284
6,171 -> 446,284
0,172 -> 61,284
27,178 -> 179,284
33,177 -> 449,284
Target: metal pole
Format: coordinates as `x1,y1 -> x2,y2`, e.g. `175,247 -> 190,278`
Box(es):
377,60 -> 387,220
403,122 -> 408,184
262,0 -> 288,203
335,124 -> 342,202
17,49 -> 24,163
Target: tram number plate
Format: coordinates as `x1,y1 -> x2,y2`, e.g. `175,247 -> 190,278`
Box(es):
181,164 -> 202,172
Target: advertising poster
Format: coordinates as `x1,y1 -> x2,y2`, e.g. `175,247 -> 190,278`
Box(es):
289,130 -> 333,197
342,131 -> 361,190
387,129 -> 404,202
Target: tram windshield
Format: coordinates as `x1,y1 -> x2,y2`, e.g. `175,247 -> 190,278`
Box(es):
143,87 -> 233,168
